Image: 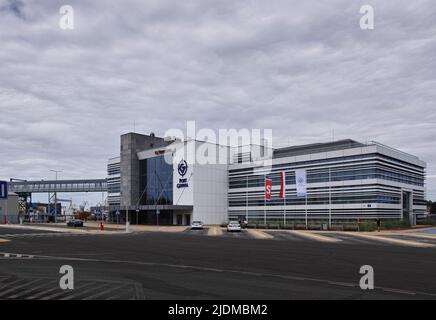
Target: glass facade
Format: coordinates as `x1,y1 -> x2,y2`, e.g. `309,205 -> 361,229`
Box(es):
228,151 -> 426,222
229,165 -> 424,189
139,156 -> 173,205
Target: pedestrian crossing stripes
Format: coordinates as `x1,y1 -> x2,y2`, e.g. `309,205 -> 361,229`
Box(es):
0,276 -> 144,300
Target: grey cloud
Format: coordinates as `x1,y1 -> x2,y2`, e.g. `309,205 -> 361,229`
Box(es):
0,0 -> 435,204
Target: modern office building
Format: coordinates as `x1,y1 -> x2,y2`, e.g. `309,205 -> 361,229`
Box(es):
108,132 -> 230,225
228,140 -> 427,225
108,133 -> 427,225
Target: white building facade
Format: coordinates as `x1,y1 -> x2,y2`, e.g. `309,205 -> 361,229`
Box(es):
228,140 -> 426,225
108,134 -> 426,225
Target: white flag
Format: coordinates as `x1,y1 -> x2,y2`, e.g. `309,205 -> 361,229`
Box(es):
295,169 -> 307,197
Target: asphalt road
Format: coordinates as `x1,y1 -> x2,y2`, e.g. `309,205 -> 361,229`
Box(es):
1,228 -> 436,300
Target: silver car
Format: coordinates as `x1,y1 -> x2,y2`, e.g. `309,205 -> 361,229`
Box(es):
227,221 -> 242,232
191,221 -> 204,230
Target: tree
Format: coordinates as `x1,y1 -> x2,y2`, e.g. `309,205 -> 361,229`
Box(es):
429,201 -> 436,215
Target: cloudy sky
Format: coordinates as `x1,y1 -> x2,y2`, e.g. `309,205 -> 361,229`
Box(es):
0,0 -> 435,205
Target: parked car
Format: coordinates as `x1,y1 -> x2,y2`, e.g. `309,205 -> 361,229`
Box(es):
67,219 -> 84,227
227,221 -> 242,232
191,221 -> 204,230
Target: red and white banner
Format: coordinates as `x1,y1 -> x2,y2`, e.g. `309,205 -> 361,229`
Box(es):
279,171 -> 286,198
265,178 -> 272,200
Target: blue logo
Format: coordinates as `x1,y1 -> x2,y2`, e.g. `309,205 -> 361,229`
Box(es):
178,160 -> 188,177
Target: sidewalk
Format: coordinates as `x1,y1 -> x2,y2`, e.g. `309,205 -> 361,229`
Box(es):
0,223 -> 122,235
84,221 -> 188,233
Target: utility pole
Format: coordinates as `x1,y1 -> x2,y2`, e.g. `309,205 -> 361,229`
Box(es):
50,170 -> 62,223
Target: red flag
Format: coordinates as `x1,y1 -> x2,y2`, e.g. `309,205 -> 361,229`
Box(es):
265,178 -> 272,200
279,171 -> 286,198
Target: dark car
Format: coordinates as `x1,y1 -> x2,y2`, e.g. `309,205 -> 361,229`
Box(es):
67,219 -> 84,227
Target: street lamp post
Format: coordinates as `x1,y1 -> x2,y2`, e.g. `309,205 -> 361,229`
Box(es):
50,170 -> 62,223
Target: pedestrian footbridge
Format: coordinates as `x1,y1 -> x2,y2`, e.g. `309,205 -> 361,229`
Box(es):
8,179 -> 108,193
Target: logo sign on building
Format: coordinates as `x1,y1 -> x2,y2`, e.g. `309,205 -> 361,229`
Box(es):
265,178 -> 272,200
0,181 -> 7,199
176,159 -> 189,188
295,169 -> 307,197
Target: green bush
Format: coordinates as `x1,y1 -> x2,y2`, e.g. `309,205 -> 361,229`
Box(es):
358,221 -> 377,232
381,220 -> 410,230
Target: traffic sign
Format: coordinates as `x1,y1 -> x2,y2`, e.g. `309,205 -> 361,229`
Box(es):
0,181 -> 7,199
116,210 -> 120,216
156,209 -> 160,215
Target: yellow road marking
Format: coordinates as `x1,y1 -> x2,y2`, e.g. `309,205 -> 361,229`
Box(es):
246,229 -> 274,239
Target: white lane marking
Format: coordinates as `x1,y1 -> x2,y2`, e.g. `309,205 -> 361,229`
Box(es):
8,280 -> 48,299
283,230 -> 342,243
246,229 -> 274,240
81,284 -> 131,300
0,278 -> 41,298
45,282 -> 109,300
0,252 -> 34,259
0,278 -> 24,292
345,233 -> 435,248
27,281 -> 95,300
382,288 -> 417,296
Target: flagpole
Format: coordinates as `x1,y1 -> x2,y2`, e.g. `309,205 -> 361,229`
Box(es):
329,167 -> 332,229
305,193 -> 308,230
264,174 -> 267,225
246,175 -> 248,224
283,172 -> 286,226
284,192 -> 286,226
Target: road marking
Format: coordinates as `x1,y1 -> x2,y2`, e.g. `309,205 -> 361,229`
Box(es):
207,226 -> 223,236
246,229 -> 274,239
345,233 -> 435,248
8,280 -> 49,299
27,281 -> 95,300
0,278 -> 23,292
0,278 -> 41,298
395,233 -> 436,240
134,282 -> 145,300
82,284 -> 130,300
0,252 -> 34,259
284,230 -> 342,243
46,282 -> 110,300
20,253 -> 436,298
382,287 -> 417,295
157,226 -> 188,233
